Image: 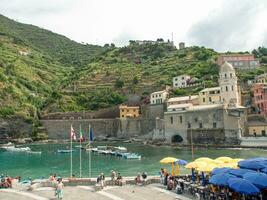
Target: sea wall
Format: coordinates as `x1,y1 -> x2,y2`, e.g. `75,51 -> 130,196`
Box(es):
41,118 -> 156,139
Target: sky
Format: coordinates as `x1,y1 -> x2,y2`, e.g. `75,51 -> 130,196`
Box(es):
0,0 -> 267,52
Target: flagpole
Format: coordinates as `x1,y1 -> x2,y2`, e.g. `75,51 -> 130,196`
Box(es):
79,124 -> 82,178
89,124 -> 92,178
70,125 -> 73,178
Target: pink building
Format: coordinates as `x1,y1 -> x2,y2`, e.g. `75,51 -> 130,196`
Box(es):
217,54 -> 260,70
253,84 -> 267,115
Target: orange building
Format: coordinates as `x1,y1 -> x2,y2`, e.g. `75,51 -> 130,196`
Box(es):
119,105 -> 140,118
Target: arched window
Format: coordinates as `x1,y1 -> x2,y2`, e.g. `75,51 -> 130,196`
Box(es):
226,86 -> 228,91
230,73 -> 232,78
232,85 -> 234,91
225,73 -> 227,78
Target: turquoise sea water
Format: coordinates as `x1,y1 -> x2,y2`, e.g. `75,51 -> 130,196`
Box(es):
0,142 -> 267,179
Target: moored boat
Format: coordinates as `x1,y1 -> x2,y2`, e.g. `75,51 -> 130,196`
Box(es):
57,149 -> 74,153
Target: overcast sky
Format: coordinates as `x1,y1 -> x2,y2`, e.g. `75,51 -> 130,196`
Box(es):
0,0 -> 267,52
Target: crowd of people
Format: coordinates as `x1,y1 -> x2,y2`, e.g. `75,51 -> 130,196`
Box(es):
159,168 -> 265,200
0,174 -> 21,188
96,170 -> 124,189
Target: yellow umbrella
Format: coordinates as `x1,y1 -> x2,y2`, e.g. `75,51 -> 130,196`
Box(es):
185,161 -> 207,169
196,163 -> 218,173
194,157 -> 214,163
218,162 -> 238,169
160,157 -> 178,176
215,156 -> 233,163
160,157 -> 178,164
231,158 -> 244,163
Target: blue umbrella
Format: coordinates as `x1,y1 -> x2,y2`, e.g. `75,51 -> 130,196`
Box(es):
261,167 -> 267,174
227,178 -> 260,195
243,172 -> 267,189
229,169 -> 255,177
238,160 -> 266,170
209,173 -> 236,186
211,167 -> 232,175
175,159 -> 188,166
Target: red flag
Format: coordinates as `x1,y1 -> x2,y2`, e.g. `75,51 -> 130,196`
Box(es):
70,125 -> 76,140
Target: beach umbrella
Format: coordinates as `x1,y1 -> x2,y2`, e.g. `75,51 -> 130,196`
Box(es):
175,159 -> 188,166
211,167 -> 232,175
238,160 -> 266,170
227,178 -> 260,195
232,158 -> 244,163
195,157 -> 214,163
185,161 -> 207,169
218,162 -> 238,169
215,156 -> 233,163
243,172 -> 267,189
229,169 -> 255,177
261,167 -> 267,174
196,163 -> 218,173
160,157 -> 178,164
209,173 -> 236,186
160,157 -> 178,176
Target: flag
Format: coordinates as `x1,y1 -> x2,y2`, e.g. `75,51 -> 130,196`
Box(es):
79,125 -> 83,141
70,125 -> 76,140
89,127 -> 93,142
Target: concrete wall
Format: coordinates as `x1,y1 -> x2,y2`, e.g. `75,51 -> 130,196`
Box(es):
41,118 -> 156,140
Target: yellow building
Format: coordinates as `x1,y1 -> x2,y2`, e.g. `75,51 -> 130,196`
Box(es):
199,87 -> 221,105
119,105 -> 140,118
248,121 -> 267,136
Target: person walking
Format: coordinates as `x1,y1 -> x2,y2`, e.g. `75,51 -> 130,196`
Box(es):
99,173 -> 105,189
55,178 -> 64,199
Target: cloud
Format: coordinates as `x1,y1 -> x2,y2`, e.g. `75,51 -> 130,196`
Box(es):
187,0 -> 267,51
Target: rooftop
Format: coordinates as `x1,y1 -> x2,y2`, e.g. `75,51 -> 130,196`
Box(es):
151,90 -> 167,95
188,104 -> 223,111
200,87 -> 220,92
167,103 -> 193,109
167,95 -> 198,102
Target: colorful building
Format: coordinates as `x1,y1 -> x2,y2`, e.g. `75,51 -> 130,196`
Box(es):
199,87 -> 221,105
217,54 -> 260,70
119,105 -> 140,118
253,84 -> 267,116
248,121 -> 267,137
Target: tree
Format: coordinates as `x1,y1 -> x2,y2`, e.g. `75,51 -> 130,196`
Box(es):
115,78 -> 124,88
132,76 -> 139,85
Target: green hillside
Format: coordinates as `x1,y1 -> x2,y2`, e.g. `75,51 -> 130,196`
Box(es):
47,41 -> 220,112
0,14 -> 103,67
1,13 -> 266,119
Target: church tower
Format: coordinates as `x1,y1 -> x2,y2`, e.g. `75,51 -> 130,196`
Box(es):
219,62 -> 240,108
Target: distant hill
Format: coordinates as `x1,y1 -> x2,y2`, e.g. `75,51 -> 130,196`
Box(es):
0,14 -> 103,67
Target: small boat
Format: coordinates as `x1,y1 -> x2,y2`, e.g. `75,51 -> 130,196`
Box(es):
75,145 -> 83,148
122,153 -> 141,160
114,146 -> 127,152
27,151 -> 42,154
3,146 -> 31,152
57,149 -> 74,153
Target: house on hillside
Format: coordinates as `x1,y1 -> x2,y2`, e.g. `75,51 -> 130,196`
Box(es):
217,54 -> 260,70
150,88 -> 169,105
173,75 -> 191,88
119,105 -> 140,119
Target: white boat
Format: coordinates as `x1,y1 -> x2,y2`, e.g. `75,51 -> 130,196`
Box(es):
114,146 -> 127,152
3,146 -> 31,152
122,153 -> 141,160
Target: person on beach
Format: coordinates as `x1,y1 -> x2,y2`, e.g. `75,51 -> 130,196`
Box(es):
55,178 -> 64,199
110,170 -> 116,185
99,173 -> 105,189
135,173 -> 142,185
160,168 -> 164,184
115,173 -> 123,186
